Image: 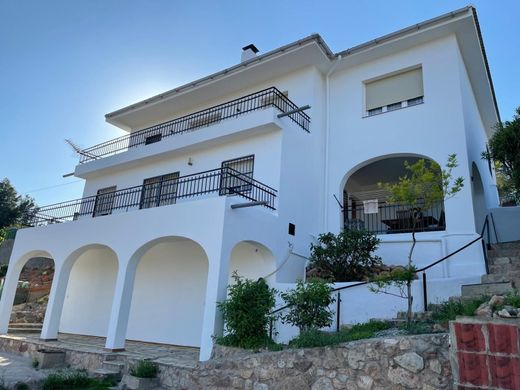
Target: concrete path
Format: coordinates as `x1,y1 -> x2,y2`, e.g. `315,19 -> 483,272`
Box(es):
0,352 -> 47,389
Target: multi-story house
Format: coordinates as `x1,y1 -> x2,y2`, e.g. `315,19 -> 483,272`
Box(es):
0,6 -> 503,360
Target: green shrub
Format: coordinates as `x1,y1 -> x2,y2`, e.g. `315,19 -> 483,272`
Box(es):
129,360 -> 158,378
430,297 -> 489,323
0,265 -> 7,278
42,369 -> 114,389
217,273 -> 277,349
281,280 -> 335,332
309,230 -> 382,281
288,320 -> 391,348
504,291 -> 520,308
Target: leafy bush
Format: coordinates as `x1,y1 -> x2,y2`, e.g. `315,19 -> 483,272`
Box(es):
430,297 -> 489,323
42,369 -> 114,390
217,273 -> 277,349
288,320 -> 391,348
309,230 -> 382,281
0,264 -> 7,278
129,360 -> 158,378
281,280 -> 335,332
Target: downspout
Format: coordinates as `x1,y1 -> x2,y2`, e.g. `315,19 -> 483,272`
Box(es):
323,55 -> 343,232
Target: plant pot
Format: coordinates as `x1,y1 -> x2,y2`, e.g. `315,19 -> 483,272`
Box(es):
35,348 -> 66,369
121,374 -> 159,390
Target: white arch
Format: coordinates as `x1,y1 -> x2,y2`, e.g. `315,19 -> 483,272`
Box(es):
125,236 -> 209,347
228,240 -> 276,284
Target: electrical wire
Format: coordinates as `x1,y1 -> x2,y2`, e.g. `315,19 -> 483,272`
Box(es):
21,179 -> 83,195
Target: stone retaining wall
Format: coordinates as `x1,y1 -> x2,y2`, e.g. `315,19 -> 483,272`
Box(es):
0,335 -> 105,372
159,333 -> 451,389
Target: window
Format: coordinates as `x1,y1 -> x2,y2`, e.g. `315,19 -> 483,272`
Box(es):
140,172 -> 180,209
365,67 -> 423,116
220,155 -> 254,195
93,186 -> 117,217
145,133 -> 162,145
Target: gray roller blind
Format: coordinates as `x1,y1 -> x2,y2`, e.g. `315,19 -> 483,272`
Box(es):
365,68 -> 423,110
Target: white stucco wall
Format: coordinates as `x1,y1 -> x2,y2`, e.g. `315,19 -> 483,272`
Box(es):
59,247 -> 118,337
126,239 -> 208,347
228,241 -> 276,285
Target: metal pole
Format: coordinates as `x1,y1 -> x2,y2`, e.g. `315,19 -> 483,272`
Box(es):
422,272 -> 428,312
336,291 -> 341,332
277,105 -> 311,118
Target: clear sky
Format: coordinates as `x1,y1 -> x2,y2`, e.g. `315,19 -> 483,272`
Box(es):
1,0 -> 518,206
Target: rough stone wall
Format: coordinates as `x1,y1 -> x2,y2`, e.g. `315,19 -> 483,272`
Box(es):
0,336 -> 105,372
450,317 -> 520,389
160,334 -> 451,389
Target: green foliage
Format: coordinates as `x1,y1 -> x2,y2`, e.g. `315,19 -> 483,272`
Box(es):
504,291 -> 520,308
483,107 -> 520,202
383,154 -> 464,211
398,321 -> 437,335
0,178 -> 37,229
429,297 -> 489,323
217,273 -> 277,349
288,320 -> 391,348
0,265 -> 7,278
14,384 -> 29,390
309,229 -> 382,282
129,360 -> 158,378
42,369 -> 114,390
280,280 -> 335,332
369,266 -> 417,299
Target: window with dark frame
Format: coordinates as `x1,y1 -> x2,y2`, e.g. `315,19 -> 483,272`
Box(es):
140,172 -> 180,209
220,155 -> 255,195
93,186 -> 117,217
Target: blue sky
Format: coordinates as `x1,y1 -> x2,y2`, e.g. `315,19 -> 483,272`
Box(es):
1,1 -> 518,206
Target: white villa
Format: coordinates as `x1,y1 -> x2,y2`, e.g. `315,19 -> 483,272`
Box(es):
0,6 -> 508,360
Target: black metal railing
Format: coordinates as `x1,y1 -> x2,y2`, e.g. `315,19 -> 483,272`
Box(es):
344,201 -> 445,234
26,167 -> 277,226
79,87 -> 310,163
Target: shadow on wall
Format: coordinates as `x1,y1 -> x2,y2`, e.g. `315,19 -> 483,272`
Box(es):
488,207 -> 520,243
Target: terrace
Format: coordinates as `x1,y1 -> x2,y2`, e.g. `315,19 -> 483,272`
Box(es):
77,87 -> 310,164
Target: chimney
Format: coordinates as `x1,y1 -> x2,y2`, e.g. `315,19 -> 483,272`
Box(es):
241,44 -> 259,62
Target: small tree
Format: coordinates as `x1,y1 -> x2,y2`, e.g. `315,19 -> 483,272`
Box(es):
0,178 -> 37,229
373,154 -> 463,324
217,273 -> 277,349
280,280 -> 335,332
309,229 -> 382,282
482,106 -> 520,203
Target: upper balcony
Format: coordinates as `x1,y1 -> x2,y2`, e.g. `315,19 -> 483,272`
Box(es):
77,87 -> 310,166
25,167 -> 277,227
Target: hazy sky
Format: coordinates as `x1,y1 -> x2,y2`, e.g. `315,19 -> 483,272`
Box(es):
1,0 -> 518,206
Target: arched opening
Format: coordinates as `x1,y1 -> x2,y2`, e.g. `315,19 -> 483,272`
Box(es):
472,162 -> 487,233
59,245 -> 118,337
126,237 -> 209,347
228,241 -> 276,285
3,252 -> 55,334
342,155 -> 446,234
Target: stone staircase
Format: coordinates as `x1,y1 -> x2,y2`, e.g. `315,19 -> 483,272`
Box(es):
461,241 -> 520,299
8,322 -> 43,333
93,354 -> 125,382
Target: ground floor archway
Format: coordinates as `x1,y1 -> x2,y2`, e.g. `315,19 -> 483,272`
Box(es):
228,241 -> 276,284
59,245 -> 119,337
126,237 -> 209,347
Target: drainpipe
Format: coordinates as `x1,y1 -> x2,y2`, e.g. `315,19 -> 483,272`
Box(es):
323,55 -> 343,232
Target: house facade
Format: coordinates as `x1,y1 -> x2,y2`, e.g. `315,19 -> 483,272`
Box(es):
0,6 -> 501,360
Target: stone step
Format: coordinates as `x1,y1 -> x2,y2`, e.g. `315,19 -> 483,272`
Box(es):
102,360 -> 125,371
490,241 -> 520,250
8,322 -> 43,329
487,256 -> 520,266
489,262 -> 520,274
461,281 -> 513,299
488,249 -> 520,258
93,368 -> 121,382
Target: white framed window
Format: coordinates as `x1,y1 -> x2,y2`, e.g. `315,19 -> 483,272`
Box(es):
364,66 -> 424,117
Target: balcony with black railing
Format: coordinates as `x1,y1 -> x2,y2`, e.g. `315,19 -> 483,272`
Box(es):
344,201 -> 445,234
78,87 -> 310,164
26,167 -> 277,227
